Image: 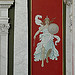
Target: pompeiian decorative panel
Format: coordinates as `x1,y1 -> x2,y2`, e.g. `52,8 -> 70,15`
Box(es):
28,0 -> 66,75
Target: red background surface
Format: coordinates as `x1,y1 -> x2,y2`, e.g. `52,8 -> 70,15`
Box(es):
31,0 -> 63,75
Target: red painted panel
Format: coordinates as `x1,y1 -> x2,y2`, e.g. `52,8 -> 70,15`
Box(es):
31,0 -> 63,75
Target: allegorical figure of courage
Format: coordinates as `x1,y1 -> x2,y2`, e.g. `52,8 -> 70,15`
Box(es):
34,15 -> 60,67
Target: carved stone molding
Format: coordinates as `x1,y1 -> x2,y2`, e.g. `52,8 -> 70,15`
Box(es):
0,1 -> 14,34
64,0 -> 72,6
0,1 -> 14,8
0,0 -> 14,75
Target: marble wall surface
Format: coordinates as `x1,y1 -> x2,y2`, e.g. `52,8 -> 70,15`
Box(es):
14,0 -> 28,75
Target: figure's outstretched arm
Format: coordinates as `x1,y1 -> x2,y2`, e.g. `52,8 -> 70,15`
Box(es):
54,35 -> 60,45
34,26 -> 45,39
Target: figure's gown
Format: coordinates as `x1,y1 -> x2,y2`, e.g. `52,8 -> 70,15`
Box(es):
34,27 -> 60,61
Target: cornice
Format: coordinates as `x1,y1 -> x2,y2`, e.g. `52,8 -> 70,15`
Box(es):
0,1 -> 14,4
0,1 -> 14,8
0,0 -> 14,34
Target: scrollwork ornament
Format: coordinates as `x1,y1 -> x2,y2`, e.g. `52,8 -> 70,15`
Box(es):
64,0 -> 72,6
0,24 -> 10,33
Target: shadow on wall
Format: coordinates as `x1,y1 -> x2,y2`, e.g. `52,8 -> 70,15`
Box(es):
8,2 -> 15,75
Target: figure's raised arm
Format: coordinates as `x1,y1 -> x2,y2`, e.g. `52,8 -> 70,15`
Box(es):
34,15 -> 45,39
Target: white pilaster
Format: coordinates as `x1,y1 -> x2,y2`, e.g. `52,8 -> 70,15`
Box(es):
66,4 -> 73,75
64,0 -> 73,75
14,0 -> 28,75
73,0 -> 75,75
0,35 -> 8,75
0,1 -> 14,75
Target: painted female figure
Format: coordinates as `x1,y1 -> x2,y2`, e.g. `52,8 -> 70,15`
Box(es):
34,15 -> 60,67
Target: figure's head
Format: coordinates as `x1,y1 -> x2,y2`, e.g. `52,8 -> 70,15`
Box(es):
41,16 -> 50,25
44,16 -> 50,25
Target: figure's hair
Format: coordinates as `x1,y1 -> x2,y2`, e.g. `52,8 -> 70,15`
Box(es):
41,17 -> 56,26
41,19 -> 51,26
